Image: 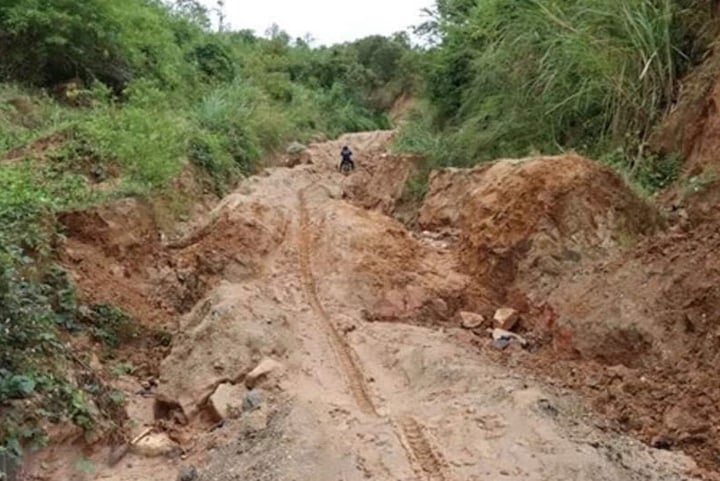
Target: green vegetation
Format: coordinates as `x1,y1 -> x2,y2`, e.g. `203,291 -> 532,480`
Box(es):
399,0 -> 716,193
0,0 -> 418,466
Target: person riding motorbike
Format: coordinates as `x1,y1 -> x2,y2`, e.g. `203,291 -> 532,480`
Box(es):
339,145 -> 354,172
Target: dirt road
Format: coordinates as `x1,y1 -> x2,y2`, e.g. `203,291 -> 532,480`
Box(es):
32,132 -> 700,481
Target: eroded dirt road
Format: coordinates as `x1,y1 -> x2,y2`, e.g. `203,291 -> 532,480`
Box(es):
32,132 -> 701,481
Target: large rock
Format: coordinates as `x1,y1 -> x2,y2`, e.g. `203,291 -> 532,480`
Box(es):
209,383 -> 246,421
286,142 -> 310,167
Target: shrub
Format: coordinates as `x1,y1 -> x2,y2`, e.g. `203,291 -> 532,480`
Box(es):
414,0 -> 713,179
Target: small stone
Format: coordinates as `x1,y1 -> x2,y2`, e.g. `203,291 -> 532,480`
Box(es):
177,465 -> 198,481
242,389 -> 264,412
209,383 -> 246,421
492,328 -> 529,347
130,433 -> 177,458
494,308 -> 519,331
459,311 -> 486,329
245,358 -> 284,389
493,338 -> 511,350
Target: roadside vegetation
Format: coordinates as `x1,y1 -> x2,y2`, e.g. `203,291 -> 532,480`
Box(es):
0,0 -> 418,465
396,0 -> 718,194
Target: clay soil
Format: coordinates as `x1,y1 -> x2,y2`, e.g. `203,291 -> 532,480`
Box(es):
22,132 -> 720,481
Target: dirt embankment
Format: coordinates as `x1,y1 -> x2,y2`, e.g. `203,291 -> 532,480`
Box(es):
414,150 -> 720,475
419,155 -> 660,312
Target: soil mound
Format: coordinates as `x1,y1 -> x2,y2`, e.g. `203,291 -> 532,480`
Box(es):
419,155 -> 660,309
59,198 -> 173,327
340,153 -> 417,216
300,187 -> 468,326
529,214 -> 720,473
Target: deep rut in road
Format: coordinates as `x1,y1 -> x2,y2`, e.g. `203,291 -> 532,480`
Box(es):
297,186 -> 451,481
297,187 -> 378,416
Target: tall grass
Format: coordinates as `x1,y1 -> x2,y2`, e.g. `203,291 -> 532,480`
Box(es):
420,0 -> 702,176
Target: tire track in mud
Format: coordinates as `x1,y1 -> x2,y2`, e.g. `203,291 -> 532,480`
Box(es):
396,417 -> 451,481
297,186 -> 451,481
297,188 -> 378,416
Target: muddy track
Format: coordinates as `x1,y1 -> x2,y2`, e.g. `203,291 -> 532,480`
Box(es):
396,416 -> 450,481
297,188 -> 378,416
297,186 -> 452,481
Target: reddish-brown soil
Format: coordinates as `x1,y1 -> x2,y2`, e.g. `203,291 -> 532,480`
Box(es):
419,155 -> 661,313
35,121 -> 720,480
409,146 -> 720,476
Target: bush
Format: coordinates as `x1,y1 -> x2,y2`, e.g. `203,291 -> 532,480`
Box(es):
414,0 -> 713,177
77,82 -> 191,189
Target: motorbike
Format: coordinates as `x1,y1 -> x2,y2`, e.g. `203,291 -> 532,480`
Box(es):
339,158 -> 354,175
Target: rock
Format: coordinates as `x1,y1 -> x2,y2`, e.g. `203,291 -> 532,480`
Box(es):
242,389 -> 264,412
494,308 -> 519,331
209,383 -> 246,421
245,358 -> 283,389
493,338 -> 511,350
492,328 -> 529,348
459,311 -> 486,329
177,466 -> 199,481
131,433 -> 177,458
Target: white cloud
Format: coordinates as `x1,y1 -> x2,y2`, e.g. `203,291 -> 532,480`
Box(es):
203,0 -> 433,45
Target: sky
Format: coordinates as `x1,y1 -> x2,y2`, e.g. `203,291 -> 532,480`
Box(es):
202,0 -> 434,45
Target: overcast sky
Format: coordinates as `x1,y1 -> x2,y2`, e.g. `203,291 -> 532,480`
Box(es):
202,0 -> 434,45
